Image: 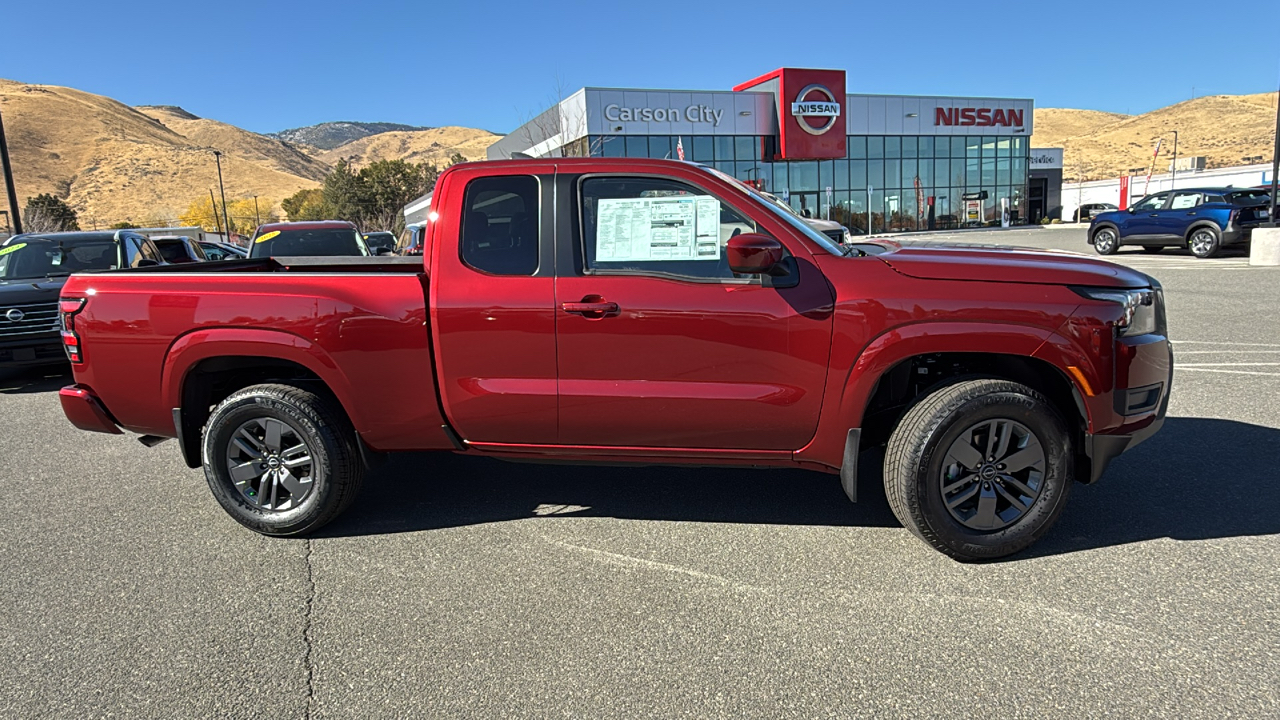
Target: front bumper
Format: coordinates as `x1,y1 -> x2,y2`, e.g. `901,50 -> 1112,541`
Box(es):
1082,338 -> 1173,483
59,385 -> 122,435
0,336 -> 65,367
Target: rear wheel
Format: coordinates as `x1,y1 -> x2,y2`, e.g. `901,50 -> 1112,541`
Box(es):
1092,227 -> 1118,255
202,383 -> 364,536
883,379 -> 1073,561
1188,226 -> 1221,258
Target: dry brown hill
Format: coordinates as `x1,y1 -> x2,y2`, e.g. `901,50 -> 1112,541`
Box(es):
318,127 -> 497,169
1033,93 -> 1278,181
0,79 -> 497,227
138,105 -> 330,182
1032,108 -> 1129,148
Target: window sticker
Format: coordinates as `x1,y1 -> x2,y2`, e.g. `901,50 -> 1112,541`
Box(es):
255,231 -> 281,244
596,195 -> 721,262
0,243 -> 27,256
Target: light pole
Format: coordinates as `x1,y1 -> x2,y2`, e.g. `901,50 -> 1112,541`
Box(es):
253,195 -> 261,227
1169,130 -> 1179,192
0,105 -> 22,235
212,150 -> 232,239
1269,79 -> 1279,227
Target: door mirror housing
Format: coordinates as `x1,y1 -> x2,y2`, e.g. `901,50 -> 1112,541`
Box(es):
727,234 -> 785,275
1126,207 -> 1136,214
136,258 -> 160,268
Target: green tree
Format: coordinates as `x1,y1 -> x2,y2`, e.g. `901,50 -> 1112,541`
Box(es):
24,194 -> 80,232
356,159 -> 438,234
447,152 -> 467,167
109,221 -> 139,229
282,188 -> 331,221
322,159 -> 363,225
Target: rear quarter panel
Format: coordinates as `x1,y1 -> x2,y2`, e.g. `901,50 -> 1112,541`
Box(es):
62,271 -> 450,452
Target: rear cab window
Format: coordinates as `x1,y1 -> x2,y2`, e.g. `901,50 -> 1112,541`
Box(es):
460,176 -> 540,276
249,227 -> 369,257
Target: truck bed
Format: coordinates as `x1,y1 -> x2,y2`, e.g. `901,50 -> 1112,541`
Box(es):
117,255 -> 426,274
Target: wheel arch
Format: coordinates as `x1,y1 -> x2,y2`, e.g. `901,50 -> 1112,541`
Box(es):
1183,219 -> 1222,240
1090,222 -> 1119,244
163,328 -> 360,468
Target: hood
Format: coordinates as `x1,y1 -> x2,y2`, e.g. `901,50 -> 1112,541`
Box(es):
870,241 -> 1151,288
0,277 -> 68,305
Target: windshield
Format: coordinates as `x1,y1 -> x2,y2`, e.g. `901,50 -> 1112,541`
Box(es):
699,166 -> 847,256
0,236 -> 118,280
1228,190 -> 1271,206
248,228 -> 369,258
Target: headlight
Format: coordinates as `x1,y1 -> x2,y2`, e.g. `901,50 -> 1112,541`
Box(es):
1074,287 -> 1158,337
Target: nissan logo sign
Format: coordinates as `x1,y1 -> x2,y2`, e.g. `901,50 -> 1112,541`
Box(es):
790,84 -> 841,136
5,309 -> 24,322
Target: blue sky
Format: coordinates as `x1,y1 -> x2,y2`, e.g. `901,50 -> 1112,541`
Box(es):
5,0 -> 1277,135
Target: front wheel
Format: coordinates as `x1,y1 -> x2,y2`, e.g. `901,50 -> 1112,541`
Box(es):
1188,226 -> 1221,258
883,379 -> 1073,561
202,383 -> 364,536
1092,227 -> 1118,255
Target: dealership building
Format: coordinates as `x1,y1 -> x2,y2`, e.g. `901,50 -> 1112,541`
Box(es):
487,68 -> 1038,231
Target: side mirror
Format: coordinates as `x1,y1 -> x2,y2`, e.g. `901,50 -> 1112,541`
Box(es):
1126,207 -> 1136,214
137,258 -> 160,268
726,234 -> 784,275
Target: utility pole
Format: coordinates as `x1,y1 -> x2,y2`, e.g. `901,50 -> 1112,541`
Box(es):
1269,79 -> 1279,227
209,188 -> 223,237
212,150 -> 232,240
252,195 -> 260,227
0,105 -> 22,235
1170,130 -> 1179,192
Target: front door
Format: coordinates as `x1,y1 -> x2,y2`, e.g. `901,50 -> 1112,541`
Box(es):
553,170 -> 836,450
1158,191 -> 1205,243
1118,192 -> 1169,240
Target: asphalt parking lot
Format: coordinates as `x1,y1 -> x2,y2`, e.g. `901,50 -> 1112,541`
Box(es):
2,225 -> 1277,719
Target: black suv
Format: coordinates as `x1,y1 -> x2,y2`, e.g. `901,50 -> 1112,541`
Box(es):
0,230 -> 168,368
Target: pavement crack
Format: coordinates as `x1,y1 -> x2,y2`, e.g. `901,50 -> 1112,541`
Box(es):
302,538 -> 316,720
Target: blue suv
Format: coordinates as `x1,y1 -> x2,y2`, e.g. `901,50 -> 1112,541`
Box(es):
1088,187 -> 1272,258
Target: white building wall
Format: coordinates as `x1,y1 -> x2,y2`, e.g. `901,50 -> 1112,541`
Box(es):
1062,163 -> 1276,221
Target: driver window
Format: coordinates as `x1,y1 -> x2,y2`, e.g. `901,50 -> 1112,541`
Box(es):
1132,194 -> 1166,212
580,176 -> 760,281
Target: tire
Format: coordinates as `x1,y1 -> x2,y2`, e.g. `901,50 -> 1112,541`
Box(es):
1091,227 -> 1118,255
1188,225 -> 1220,259
883,379 -> 1073,562
1142,246 -> 1163,254
202,383 -> 364,536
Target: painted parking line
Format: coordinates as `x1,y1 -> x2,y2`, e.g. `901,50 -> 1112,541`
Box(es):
1176,368 -> 1280,377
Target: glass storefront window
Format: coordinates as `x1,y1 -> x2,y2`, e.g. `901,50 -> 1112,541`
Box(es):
599,135 -> 624,157
997,159 -> 1010,186
834,160 -> 849,192
1011,136 -> 1026,154
735,136 -> 757,161
714,136 -> 735,161
951,137 -> 966,158
981,159 -> 996,185
1011,158 -> 1027,187
847,136 -> 866,159
772,163 -> 788,195
919,136 -> 934,158
693,136 -> 713,163
917,158 -> 933,188
997,137 -> 1011,157
818,161 -> 833,194
649,136 -> 672,159
791,161 -> 818,192
966,136 -> 982,158
884,159 -> 901,188
850,160 -> 867,190
626,136 -> 648,157
901,159 -> 917,187
867,136 -> 884,159
867,160 -> 884,192
884,136 -> 901,159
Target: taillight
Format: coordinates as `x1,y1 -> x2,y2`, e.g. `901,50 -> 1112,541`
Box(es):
60,297 -> 86,363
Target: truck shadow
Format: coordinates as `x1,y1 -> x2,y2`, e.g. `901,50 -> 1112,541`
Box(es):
321,417 -> 1279,557
0,365 -> 72,395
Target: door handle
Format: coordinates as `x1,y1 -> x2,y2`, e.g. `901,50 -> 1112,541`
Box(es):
1187,212 -> 1197,216
561,295 -> 619,318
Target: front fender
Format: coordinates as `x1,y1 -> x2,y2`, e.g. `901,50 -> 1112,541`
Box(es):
795,321 -> 1055,470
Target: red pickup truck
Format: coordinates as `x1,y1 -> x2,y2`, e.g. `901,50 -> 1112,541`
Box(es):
57,158 -> 1171,560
